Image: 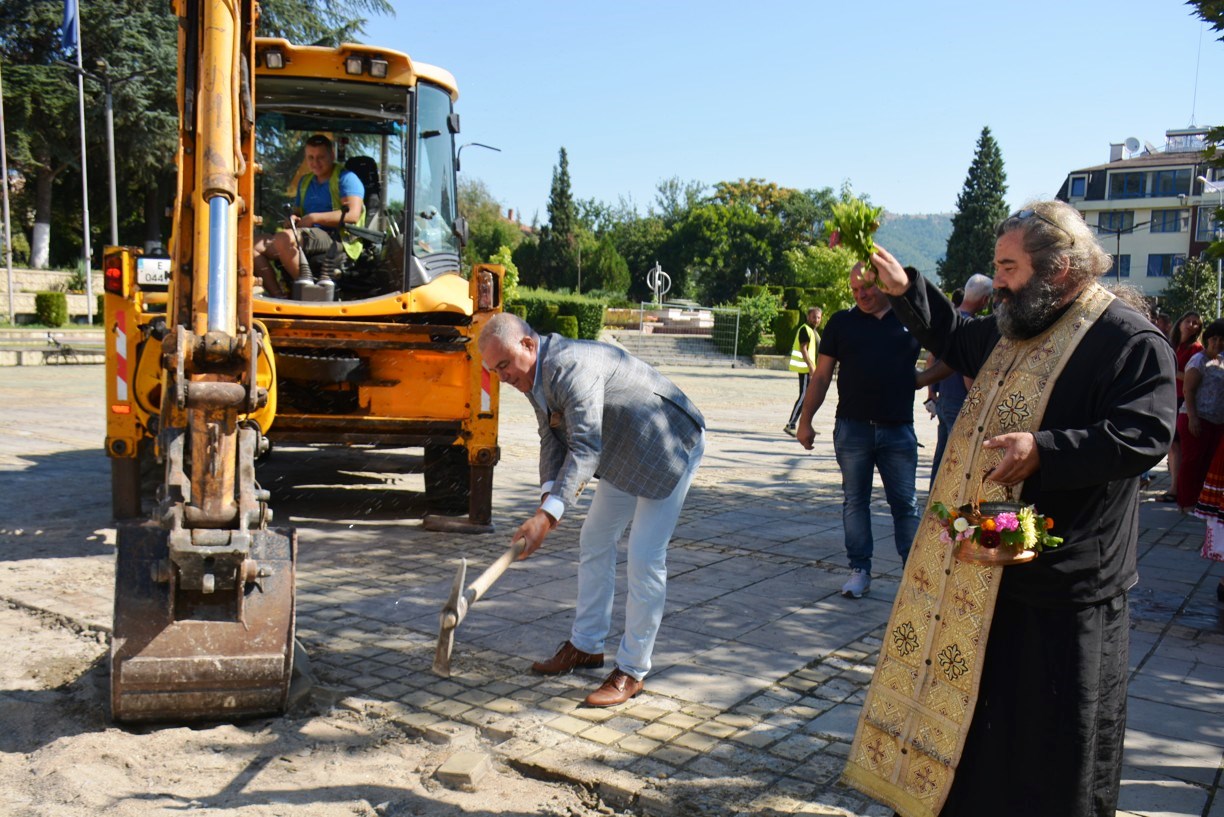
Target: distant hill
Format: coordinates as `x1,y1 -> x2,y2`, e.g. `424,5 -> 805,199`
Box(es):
875,212 -> 952,279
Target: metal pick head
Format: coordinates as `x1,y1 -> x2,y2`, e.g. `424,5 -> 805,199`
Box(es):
431,557 -> 467,677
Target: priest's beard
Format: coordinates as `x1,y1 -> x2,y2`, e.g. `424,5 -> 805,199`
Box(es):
993,274 -> 1065,340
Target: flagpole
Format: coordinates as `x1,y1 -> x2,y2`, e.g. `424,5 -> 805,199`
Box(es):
71,0 -> 94,324
0,61 -> 13,325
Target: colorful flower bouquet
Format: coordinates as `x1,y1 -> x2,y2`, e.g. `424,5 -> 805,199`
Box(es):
930,500 -> 1062,566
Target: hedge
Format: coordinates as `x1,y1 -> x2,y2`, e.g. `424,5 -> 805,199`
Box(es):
509,289 -> 607,340
738,284 -> 766,301
782,287 -> 803,310
773,310 -> 800,355
35,292 -> 68,327
553,315 -> 579,339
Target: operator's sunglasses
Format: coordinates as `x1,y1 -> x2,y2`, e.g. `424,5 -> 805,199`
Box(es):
1008,208 -> 1075,246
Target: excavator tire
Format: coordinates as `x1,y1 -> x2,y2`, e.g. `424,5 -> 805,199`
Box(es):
110,522 -> 297,723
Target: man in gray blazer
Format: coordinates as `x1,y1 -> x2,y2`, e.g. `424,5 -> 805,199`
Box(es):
478,313 -> 706,707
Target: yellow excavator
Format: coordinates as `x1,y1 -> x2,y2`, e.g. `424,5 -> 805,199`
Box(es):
102,0 -> 503,722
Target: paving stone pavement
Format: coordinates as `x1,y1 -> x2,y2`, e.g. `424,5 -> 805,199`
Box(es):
1,363 -> 1222,816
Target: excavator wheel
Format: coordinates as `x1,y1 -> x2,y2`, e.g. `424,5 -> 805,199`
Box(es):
110,522 -> 297,723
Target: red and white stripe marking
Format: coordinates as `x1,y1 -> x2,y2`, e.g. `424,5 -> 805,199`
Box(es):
481,366 -> 491,412
114,309 -> 129,402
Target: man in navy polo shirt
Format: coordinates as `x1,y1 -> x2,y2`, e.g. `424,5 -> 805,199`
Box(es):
795,263 -> 928,598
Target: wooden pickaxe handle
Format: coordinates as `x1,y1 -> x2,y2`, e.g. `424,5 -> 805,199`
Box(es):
432,538 -> 525,676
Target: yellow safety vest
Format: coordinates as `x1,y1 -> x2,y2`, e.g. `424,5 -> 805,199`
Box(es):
789,323 -> 818,372
295,166 -> 365,261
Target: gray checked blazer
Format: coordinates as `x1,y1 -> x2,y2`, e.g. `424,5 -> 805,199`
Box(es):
529,334 -> 705,506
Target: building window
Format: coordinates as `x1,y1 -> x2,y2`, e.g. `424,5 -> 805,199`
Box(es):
1150,209 -> 1186,233
1108,255 -> 1131,278
1110,172 -> 1146,199
1069,175 -> 1087,198
1197,205 -> 1220,242
1151,169 -> 1191,197
1098,211 -> 1135,232
1146,253 -> 1185,278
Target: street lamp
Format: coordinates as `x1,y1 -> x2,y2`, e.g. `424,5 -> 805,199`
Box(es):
1198,175 -> 1223,318
56,59 -> 152,246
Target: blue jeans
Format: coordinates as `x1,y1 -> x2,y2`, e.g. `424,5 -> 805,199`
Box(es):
833,418 -> 920,574
929,398 -> 964,492
570,431 -> 705,680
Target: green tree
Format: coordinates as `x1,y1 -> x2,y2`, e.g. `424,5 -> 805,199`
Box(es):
783,244 -> 855,317
258,0 -> 393,45
489,245 -> 519,304
1,0 -> 394,269
537,147 -> 579,289
580,236 -> 630,295
610,213 -> 670,302
653,177 -> 707,224
1187,1 -> 1224,34
937,126 -> 1009,292
671,200 -> 774,304
1162,258 -> 1219,320
460,178 -> 523,269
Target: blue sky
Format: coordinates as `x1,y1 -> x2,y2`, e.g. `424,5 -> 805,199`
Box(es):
368,1 -> 1224,222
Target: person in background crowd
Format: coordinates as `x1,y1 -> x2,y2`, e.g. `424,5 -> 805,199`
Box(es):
1176,318 -> 1224,511
1161,311 -> 1204,502
784,307 -> 823,437
924,273 -> 993,489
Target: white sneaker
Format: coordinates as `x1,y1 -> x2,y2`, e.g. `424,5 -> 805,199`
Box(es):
783,425 -> 797,437
841,569 -> 871,599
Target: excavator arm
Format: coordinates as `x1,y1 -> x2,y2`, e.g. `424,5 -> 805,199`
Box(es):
109,0 -> 296,723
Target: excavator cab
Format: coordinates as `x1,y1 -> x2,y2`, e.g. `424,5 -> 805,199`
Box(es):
252,61 -> 464,301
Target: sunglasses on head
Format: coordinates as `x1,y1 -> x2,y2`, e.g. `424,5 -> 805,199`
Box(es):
1010,208 -> 1075,245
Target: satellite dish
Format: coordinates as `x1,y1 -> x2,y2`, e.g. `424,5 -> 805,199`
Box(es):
1124,137 -> 1141,154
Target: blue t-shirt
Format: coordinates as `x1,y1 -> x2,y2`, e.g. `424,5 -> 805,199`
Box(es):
299,169 -> 364,231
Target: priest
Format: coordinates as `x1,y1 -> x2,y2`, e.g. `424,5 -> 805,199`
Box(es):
841,200 -> 1176,817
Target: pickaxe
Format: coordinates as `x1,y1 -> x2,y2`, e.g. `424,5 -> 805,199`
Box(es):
431,538 -> 525,677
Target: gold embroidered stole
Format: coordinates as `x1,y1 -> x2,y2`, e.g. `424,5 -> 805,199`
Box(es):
842,283 -> 1115,817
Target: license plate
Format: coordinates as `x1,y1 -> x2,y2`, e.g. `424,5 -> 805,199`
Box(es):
136,258 -> 171,286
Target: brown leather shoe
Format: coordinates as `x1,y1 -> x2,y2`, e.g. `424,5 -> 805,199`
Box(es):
530,640 -> 604,675
584,669 -> 644,707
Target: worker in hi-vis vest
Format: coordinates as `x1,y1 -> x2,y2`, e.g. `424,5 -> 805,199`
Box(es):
254,133 -> 365,297
784,306 -> 822,437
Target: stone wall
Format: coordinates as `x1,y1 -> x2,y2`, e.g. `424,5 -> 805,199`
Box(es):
0,268 -> 105,324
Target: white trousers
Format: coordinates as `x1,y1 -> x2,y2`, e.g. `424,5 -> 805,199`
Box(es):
569,432 -> 704,680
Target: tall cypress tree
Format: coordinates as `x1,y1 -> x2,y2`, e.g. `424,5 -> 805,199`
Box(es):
937,126 -> 1009,292
538,147 -> 579,289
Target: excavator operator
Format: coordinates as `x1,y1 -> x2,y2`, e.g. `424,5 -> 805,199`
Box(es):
254,133 -> 365,297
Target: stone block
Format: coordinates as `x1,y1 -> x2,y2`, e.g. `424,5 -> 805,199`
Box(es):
435,750 -> 490,791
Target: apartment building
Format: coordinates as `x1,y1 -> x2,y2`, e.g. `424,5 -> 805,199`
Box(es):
1056,127 -> 1222,298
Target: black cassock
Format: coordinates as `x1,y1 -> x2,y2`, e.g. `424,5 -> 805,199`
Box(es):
889,273 -> 1176,817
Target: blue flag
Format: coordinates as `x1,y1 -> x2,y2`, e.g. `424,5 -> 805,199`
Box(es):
61,0 -> 78,52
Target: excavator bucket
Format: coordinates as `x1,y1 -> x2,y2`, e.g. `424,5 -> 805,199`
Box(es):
110,522 -> 296,723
